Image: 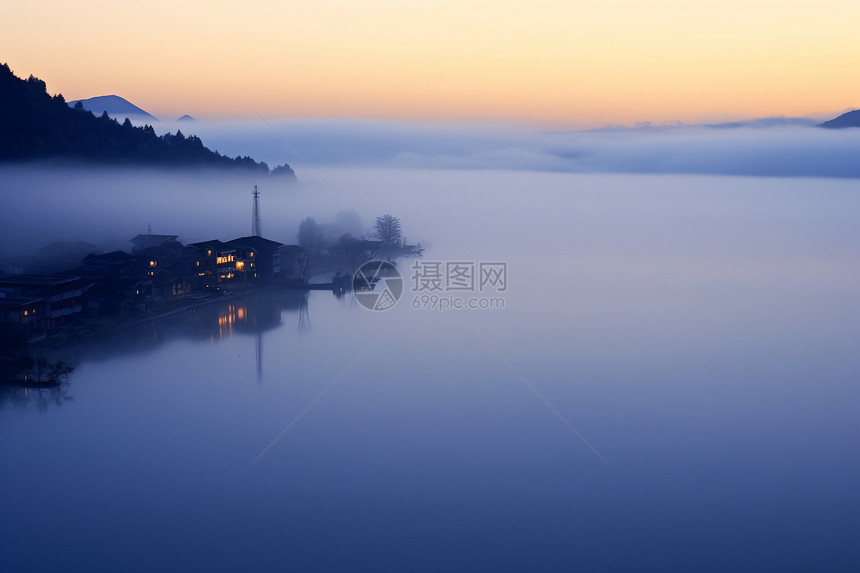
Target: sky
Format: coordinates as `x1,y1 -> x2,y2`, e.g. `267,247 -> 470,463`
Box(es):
3,0 -> 858,126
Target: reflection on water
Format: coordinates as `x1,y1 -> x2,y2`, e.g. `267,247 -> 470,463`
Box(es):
0,380 -> 73,412
210,291 -> 315,380
198,290 -> 310,341
0,289 -> 317,403
38,288 -> 314,371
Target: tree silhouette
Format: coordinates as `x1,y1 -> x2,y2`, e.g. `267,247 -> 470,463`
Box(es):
373,214 -> 403,249
0,64 -> 284,173
297,217 -> 325,257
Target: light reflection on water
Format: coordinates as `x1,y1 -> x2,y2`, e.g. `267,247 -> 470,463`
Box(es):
1,171 -> 859,572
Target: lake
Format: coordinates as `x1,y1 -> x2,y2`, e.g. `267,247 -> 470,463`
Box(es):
2,169 -> 859,572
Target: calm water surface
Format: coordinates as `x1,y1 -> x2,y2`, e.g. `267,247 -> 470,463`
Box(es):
2,171 -> 859,572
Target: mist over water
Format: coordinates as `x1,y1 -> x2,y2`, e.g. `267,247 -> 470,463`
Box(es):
0,165 -> 364,257
3,154 -> 859,259
2,132 -> 860,571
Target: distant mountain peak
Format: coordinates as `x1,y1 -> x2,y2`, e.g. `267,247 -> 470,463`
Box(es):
177,114 -> 196,122
819,109 -> 860,129
67,94 -> 157,121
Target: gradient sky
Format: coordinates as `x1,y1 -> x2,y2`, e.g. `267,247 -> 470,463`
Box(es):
3,0 -> 858,125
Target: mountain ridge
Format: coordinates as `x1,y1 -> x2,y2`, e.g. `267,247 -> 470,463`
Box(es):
67,94 -> 157,121
820,109 -> 860,129
0,63 -> 293,178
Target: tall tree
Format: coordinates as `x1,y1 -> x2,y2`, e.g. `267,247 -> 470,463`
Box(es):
373,214 -> 402,249
297,217 -> 325,257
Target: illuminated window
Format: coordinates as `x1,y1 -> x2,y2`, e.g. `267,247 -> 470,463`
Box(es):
207,250 -> 212,256
195,261 -> 200,267
250,252 -> 254,257
23,310 -> 28,316
149,260 -> 156,267
136,289 -> 140,295
236,261 -> 245,270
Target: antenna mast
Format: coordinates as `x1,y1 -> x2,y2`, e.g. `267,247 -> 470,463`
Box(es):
252,185 -> 261,237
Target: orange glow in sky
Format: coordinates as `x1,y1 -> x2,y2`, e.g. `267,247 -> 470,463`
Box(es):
3,0 -> 858,125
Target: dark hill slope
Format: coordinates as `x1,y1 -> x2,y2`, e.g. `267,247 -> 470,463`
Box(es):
0,63 -> 273,173
819,109 -> 860,129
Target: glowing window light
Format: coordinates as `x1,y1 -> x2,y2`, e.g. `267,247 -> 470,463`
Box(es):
149,260 -> 156,267
236,261 -> 245,270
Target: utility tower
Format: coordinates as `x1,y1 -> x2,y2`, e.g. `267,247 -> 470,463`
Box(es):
252,185 -> 261,237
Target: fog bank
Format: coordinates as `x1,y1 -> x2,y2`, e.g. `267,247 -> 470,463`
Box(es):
151,118 -> 860,179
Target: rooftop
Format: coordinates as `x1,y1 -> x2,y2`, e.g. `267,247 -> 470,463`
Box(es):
0,274 -> 83,287
187,240 -> 229,250
83,251 -> 132,263
227,236 -> 285,249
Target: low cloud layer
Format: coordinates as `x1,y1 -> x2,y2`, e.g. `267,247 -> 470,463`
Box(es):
151,118 -> 860,179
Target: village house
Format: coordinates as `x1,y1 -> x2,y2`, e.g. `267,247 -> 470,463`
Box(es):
0,275 -> 90,338
0,230 -> 308,342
